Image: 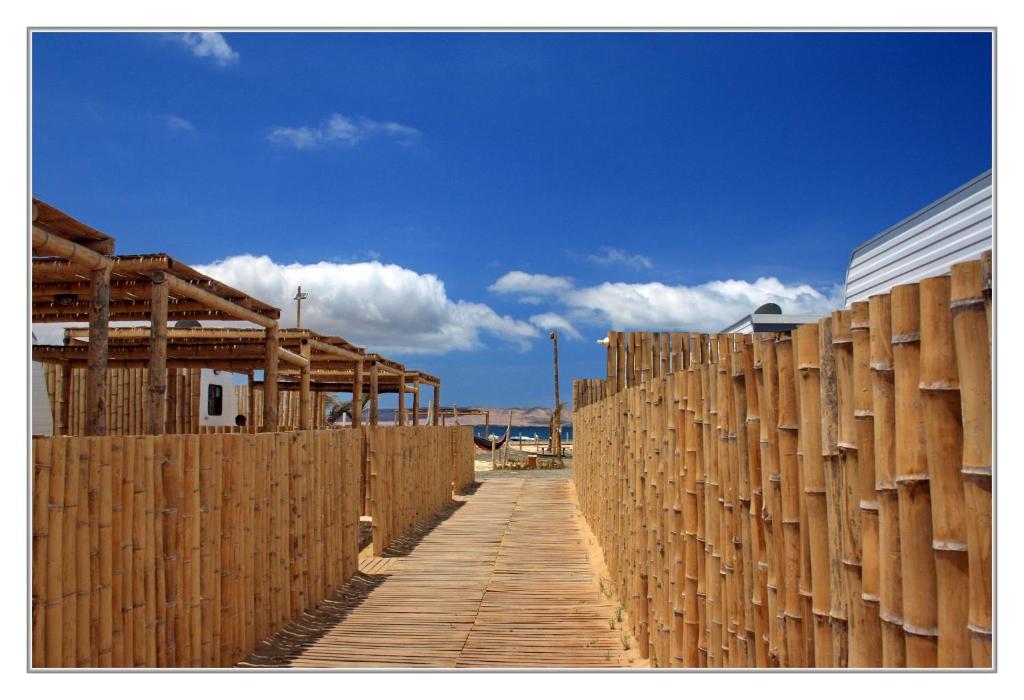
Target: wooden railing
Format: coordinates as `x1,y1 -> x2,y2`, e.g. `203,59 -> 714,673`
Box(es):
573,255 -> 992,668
31,424 -> 476,667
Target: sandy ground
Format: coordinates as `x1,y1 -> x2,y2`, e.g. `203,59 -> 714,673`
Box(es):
474,441 -> 574,472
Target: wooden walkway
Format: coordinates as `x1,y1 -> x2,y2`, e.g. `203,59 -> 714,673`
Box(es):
241,475 -> 635,668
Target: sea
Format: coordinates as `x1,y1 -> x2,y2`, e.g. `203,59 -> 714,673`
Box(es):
472,424 -> 573,443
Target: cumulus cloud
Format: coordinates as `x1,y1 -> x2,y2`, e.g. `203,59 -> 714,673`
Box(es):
588,246 -> 653,270
268,113 -> 420,150
491,270 -> 840,333
563,278 -> 838,331
192,255 -> 538,354
529,312 -> 582,340
178,32 -> 238,66
488,271 -> 574,296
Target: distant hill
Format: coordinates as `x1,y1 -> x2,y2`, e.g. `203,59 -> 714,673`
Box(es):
369,406 -> 571,427
452,406 -> 573,427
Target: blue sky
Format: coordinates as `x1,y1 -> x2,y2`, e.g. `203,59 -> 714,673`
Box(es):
31,31 -> 992,408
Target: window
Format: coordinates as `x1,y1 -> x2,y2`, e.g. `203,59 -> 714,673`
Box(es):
207,384 -> 223,416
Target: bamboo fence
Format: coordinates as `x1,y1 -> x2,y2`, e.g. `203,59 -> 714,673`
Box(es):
572,259 -> 992,668
39,367 -> 331,435
31,424 -> 474,668
366,425 -> 474,555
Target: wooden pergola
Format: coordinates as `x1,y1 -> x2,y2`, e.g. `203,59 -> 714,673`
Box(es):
47,327 -> 441,428
33,200 -> 283,435
32,198 -> 444,434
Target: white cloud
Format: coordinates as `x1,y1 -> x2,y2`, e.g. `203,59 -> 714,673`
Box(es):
588,246 -> 653,270
268,113 -> 420,150
192,255 -> 538,354
160,114 -> 195,132
178,32 -> 238,66
563,278 -> 839,331
488,271 -> 574,296
529,312 -> 582,340
490,269 -> 840,332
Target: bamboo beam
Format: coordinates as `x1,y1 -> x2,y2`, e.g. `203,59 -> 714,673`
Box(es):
305,338 -> 363,362
352,359 -> 363,429
146,272 -> 169,435
299,340 -> 312,430
263,326 -> 279,432
278,347 -> 308,368
164,274 -> 276,328
85,267 -> 111,436
32,225 -> 112,271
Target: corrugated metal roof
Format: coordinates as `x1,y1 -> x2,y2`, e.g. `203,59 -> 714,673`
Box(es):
721,313 -> 822,334
844,170 -> 992,304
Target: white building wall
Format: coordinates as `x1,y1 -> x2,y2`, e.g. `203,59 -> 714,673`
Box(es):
844,171 -> 992,304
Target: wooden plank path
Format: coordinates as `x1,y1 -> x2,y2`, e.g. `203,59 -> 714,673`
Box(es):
240,475 -> 636,668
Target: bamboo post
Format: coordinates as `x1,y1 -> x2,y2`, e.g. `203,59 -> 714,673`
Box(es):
247,371 -> 256,432
950,259 -> 992,667
352,359 -> 363,428
776,332 -> 805,666
369,362 -> 379,427
59,364 -> 72,435
299,339 -> 312,430
851,301 -> 883,666
263,326 -> 279,432
86,266 -> 111,435
891,283 -> 938,667
869,292 -> 907,667
412,378 -> 420,427
432,382 -> 440,427
147,272 -> 169,435
397,373 -> 407,426
919,275 -> 971,667
819,318 -> 848,666
796,322 -> 833,666
834,310 -> 869,666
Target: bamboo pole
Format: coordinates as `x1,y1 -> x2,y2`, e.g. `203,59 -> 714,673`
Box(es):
369,362 -> 379,427
851,301 -> 882,666
819,318 -> 848,666
432,381 -> 440,427
869,292 -> 906,666
412,378 -> 420,427
834,310 -> 869,666
86,267 -> 111,436
891,283 -> 938,667
263,326 -> 279,432
147,272 -> 169,435
299,339 -> 312,430
397,373 -> 407,426
950,259 -> 992,667
919,275 -> 971,667
59,364 -> 72,435
352,359 -> 364,428
776,332 -> 805,666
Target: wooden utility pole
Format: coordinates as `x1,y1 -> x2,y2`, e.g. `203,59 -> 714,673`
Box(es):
550,330 -> 562,464
294,285 -> 308,328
